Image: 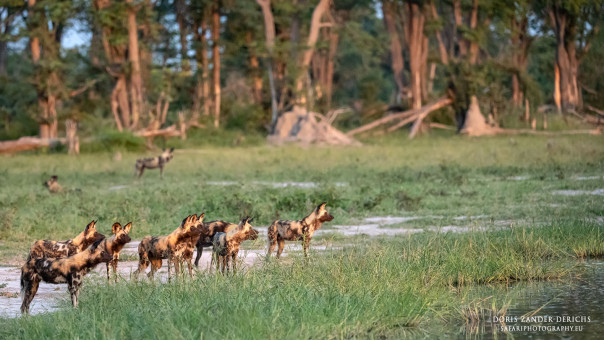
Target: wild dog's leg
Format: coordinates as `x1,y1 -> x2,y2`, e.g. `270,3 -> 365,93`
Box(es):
167,255 -> 173,282
185,254 -> 193,278
172,255 -> 180,279
194,245 -> 203,267
160,165 -> 164,179
135,251 -> 149,278
149,259 -> 161,279
112,255 -> 119,283
222,255 -> 228,274
303,236 -> 311,258
137,166 -> 145,178
20,275 -> 39,314
106,261 -> 111,281
267,224 -> 277,258
276,236 -> 285,259
67,275 -> 81,308
231,253 -> 237,274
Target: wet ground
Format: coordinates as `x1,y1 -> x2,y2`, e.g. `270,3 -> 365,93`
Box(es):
1,210 -> 601,320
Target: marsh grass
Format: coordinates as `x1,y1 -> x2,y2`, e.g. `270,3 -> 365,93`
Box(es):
1,219 -> 602,339
1,134 -> 603,263
0,134 -> 603,338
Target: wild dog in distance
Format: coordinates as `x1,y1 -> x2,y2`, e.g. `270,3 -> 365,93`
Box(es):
20,238 -> 111,314
267,202 -> 334,259
43,175 -> 62,193
134,148 -> 174,178
134,214 -> 202,280
27,220 -> 105,261
104,222 -> 133,282
212,217 -> 259,273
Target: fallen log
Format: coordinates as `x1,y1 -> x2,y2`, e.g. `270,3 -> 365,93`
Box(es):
408,97 -> 454,138
134,125 -> 181,138
346,106 -> 421,136
346,96 -> 452,137
0,137 -> 65,155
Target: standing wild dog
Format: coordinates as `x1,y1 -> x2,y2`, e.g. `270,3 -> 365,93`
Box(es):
193,220 -> 239,267
43,175 -> 62,193
20,238 -> 111,314
134,214 -> 201,280
134,147 -> 174,178
173,213 -> 205,277
212,217 -> 259,273
104,222 -> 133,282
267,202 -> 334,259
27,220 -> 105,261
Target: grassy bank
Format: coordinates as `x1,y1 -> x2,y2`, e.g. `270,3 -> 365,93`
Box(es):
0,134 -> 603,262
0,220 -> 601,339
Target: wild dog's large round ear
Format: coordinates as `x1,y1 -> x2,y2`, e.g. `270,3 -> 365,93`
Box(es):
111,222 -> 122,234
51,175 -> 58,181
198,213 -> 205,222
124,222 -> 132,233
317,202 -> 327,211
248,217 -> 254,223
169,147 -> 174,152
85,220 -> 96,231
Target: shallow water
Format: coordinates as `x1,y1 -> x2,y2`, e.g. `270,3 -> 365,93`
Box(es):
452,261 -> 604,339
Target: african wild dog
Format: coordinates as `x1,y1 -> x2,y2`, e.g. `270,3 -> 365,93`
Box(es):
43,175 -> 62,193
20,238 -> 111,314
103,222 -> 133,282
193,220 -> 239,267
27,220 -> 105,261
134,148 -> 174,178
172,213 -> 205,277
267,202 -> 334,259
212,217 -> 259,273
134,214 -> 202,280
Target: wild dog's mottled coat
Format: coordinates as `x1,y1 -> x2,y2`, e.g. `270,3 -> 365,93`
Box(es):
20,238 -> 111,314
212,217 -> 258,273
134,148 -> 174,178
27,220 -> 105,261
267,202 -> 334,259
135,214 -> 201,280
103,222 -> 133,282
173,213 -> 205,277
193,220 -> 238,267
43,175 -> 62,193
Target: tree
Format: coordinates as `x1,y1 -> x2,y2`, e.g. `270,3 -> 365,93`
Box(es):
27,0 -> 74,139
536,0 -> 603,111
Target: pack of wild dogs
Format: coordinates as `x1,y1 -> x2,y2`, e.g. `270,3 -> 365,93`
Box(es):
20,202 -> 334,314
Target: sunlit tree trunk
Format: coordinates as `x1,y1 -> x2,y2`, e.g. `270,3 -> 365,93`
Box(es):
126,0 -> 144,129
382,1 -> 405,103
211,3 -> 221,127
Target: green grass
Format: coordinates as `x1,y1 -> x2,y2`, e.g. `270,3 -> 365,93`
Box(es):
0,221 -> 601,339
0,133 -> 603,338
1,133 -> 603,261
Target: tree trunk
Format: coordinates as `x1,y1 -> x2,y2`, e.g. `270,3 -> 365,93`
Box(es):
382,1 -> 405,103
295,0 -> 330,104
211,4 -> 221,127
404,2 -> 427,109
468,0 -> 479,65
246,32 -> 263,104
430,2 -> 448,65
175,0 -> 190,73
325,29 -> 338,111
256,0 -> 279,128
127,0 -> 144,129
550,7 -> 580,111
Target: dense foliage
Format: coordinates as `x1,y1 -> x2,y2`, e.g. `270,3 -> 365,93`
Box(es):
0,0 -> 602,140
